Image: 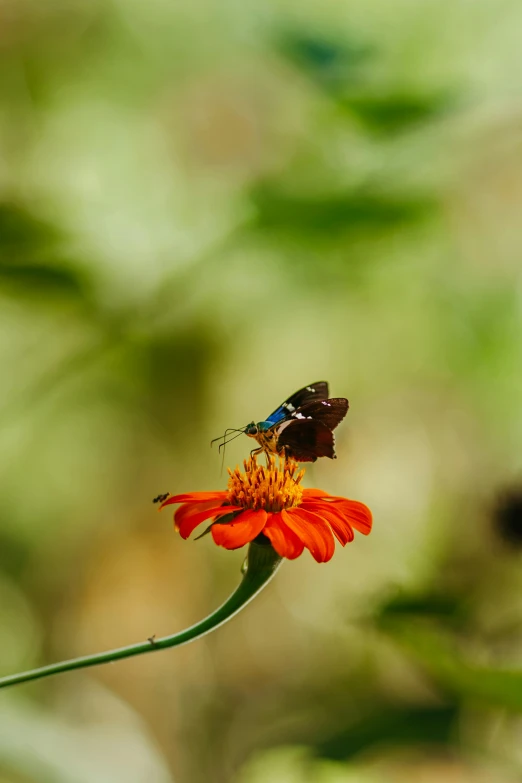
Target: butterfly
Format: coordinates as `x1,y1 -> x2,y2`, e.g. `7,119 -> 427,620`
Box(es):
243,381 -> 349,462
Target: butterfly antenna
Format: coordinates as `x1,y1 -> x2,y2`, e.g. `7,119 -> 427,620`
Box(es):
218,430 -> 246,475
210,427 -> 245,447
218,430 -> 244,453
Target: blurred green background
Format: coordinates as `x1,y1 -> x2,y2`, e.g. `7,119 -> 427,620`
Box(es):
1,0 -> 522,780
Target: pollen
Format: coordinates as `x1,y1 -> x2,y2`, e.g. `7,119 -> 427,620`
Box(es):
227,455 -> 305,512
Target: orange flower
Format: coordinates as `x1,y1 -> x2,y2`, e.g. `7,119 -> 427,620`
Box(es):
159,456 -> 372,563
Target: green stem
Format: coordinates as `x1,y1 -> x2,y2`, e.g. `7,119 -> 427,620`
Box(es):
0,542 -> 282,690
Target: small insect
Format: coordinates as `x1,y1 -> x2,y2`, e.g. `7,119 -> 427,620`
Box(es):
212,382 -> 348,463
152,493 -> 170,504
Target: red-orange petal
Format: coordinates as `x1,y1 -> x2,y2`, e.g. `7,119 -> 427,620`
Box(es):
211,509 -> 268,550
302,488 -> 329,499
176,504 -> 240,539
301,500 -> 355,545
263,512 -> 305,560
281,508 -> 335,563
174,500 -> 222,531
160,491 -> 228,509
329,499 -> 373,535
302,492 -> 372,536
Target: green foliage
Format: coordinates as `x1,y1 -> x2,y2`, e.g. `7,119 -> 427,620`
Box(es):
250,184 -> 433,237
277,30 -> 372,89
338,91 -> 453,134
384,621 -> 522,713
314,705 -> 458,761
279,30 -> 452,134
0,204 -> 89,301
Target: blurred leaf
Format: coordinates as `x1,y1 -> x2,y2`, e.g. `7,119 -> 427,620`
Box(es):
492,486 -> 522,549
338,91 -> 453,134
277,30 -> 452,135
121,326 -> 219,442
0,203 -> 60,260
0,262 -> 87,298
277,30 -> 372,89
0,531 -> 30,581
315,705 -> 458,761
0,203 -> 90,301
250,184 -> 433,237
384,620 -> 522,713
377,590 -> 469,628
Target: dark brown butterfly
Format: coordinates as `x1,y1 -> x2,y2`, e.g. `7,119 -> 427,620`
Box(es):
243,382 -> 348,462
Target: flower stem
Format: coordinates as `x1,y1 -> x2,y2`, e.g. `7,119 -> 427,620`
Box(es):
0,542 -> 282,690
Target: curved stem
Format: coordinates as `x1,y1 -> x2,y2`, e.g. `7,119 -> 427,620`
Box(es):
0,542 -> 282,690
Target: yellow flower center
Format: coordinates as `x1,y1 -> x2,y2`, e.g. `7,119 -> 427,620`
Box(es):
227,455 -> 305,512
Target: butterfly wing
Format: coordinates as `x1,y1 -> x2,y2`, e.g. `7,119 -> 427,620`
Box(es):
265,382 -> 329,426
290,398 -> 348,431
276,419 -> 336,462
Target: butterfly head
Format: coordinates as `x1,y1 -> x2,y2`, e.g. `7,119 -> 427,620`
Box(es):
244,422 -> 258,437
244,421 -> 273,438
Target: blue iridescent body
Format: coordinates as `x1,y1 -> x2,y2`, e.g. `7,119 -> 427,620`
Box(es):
256,420 -> 275,432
